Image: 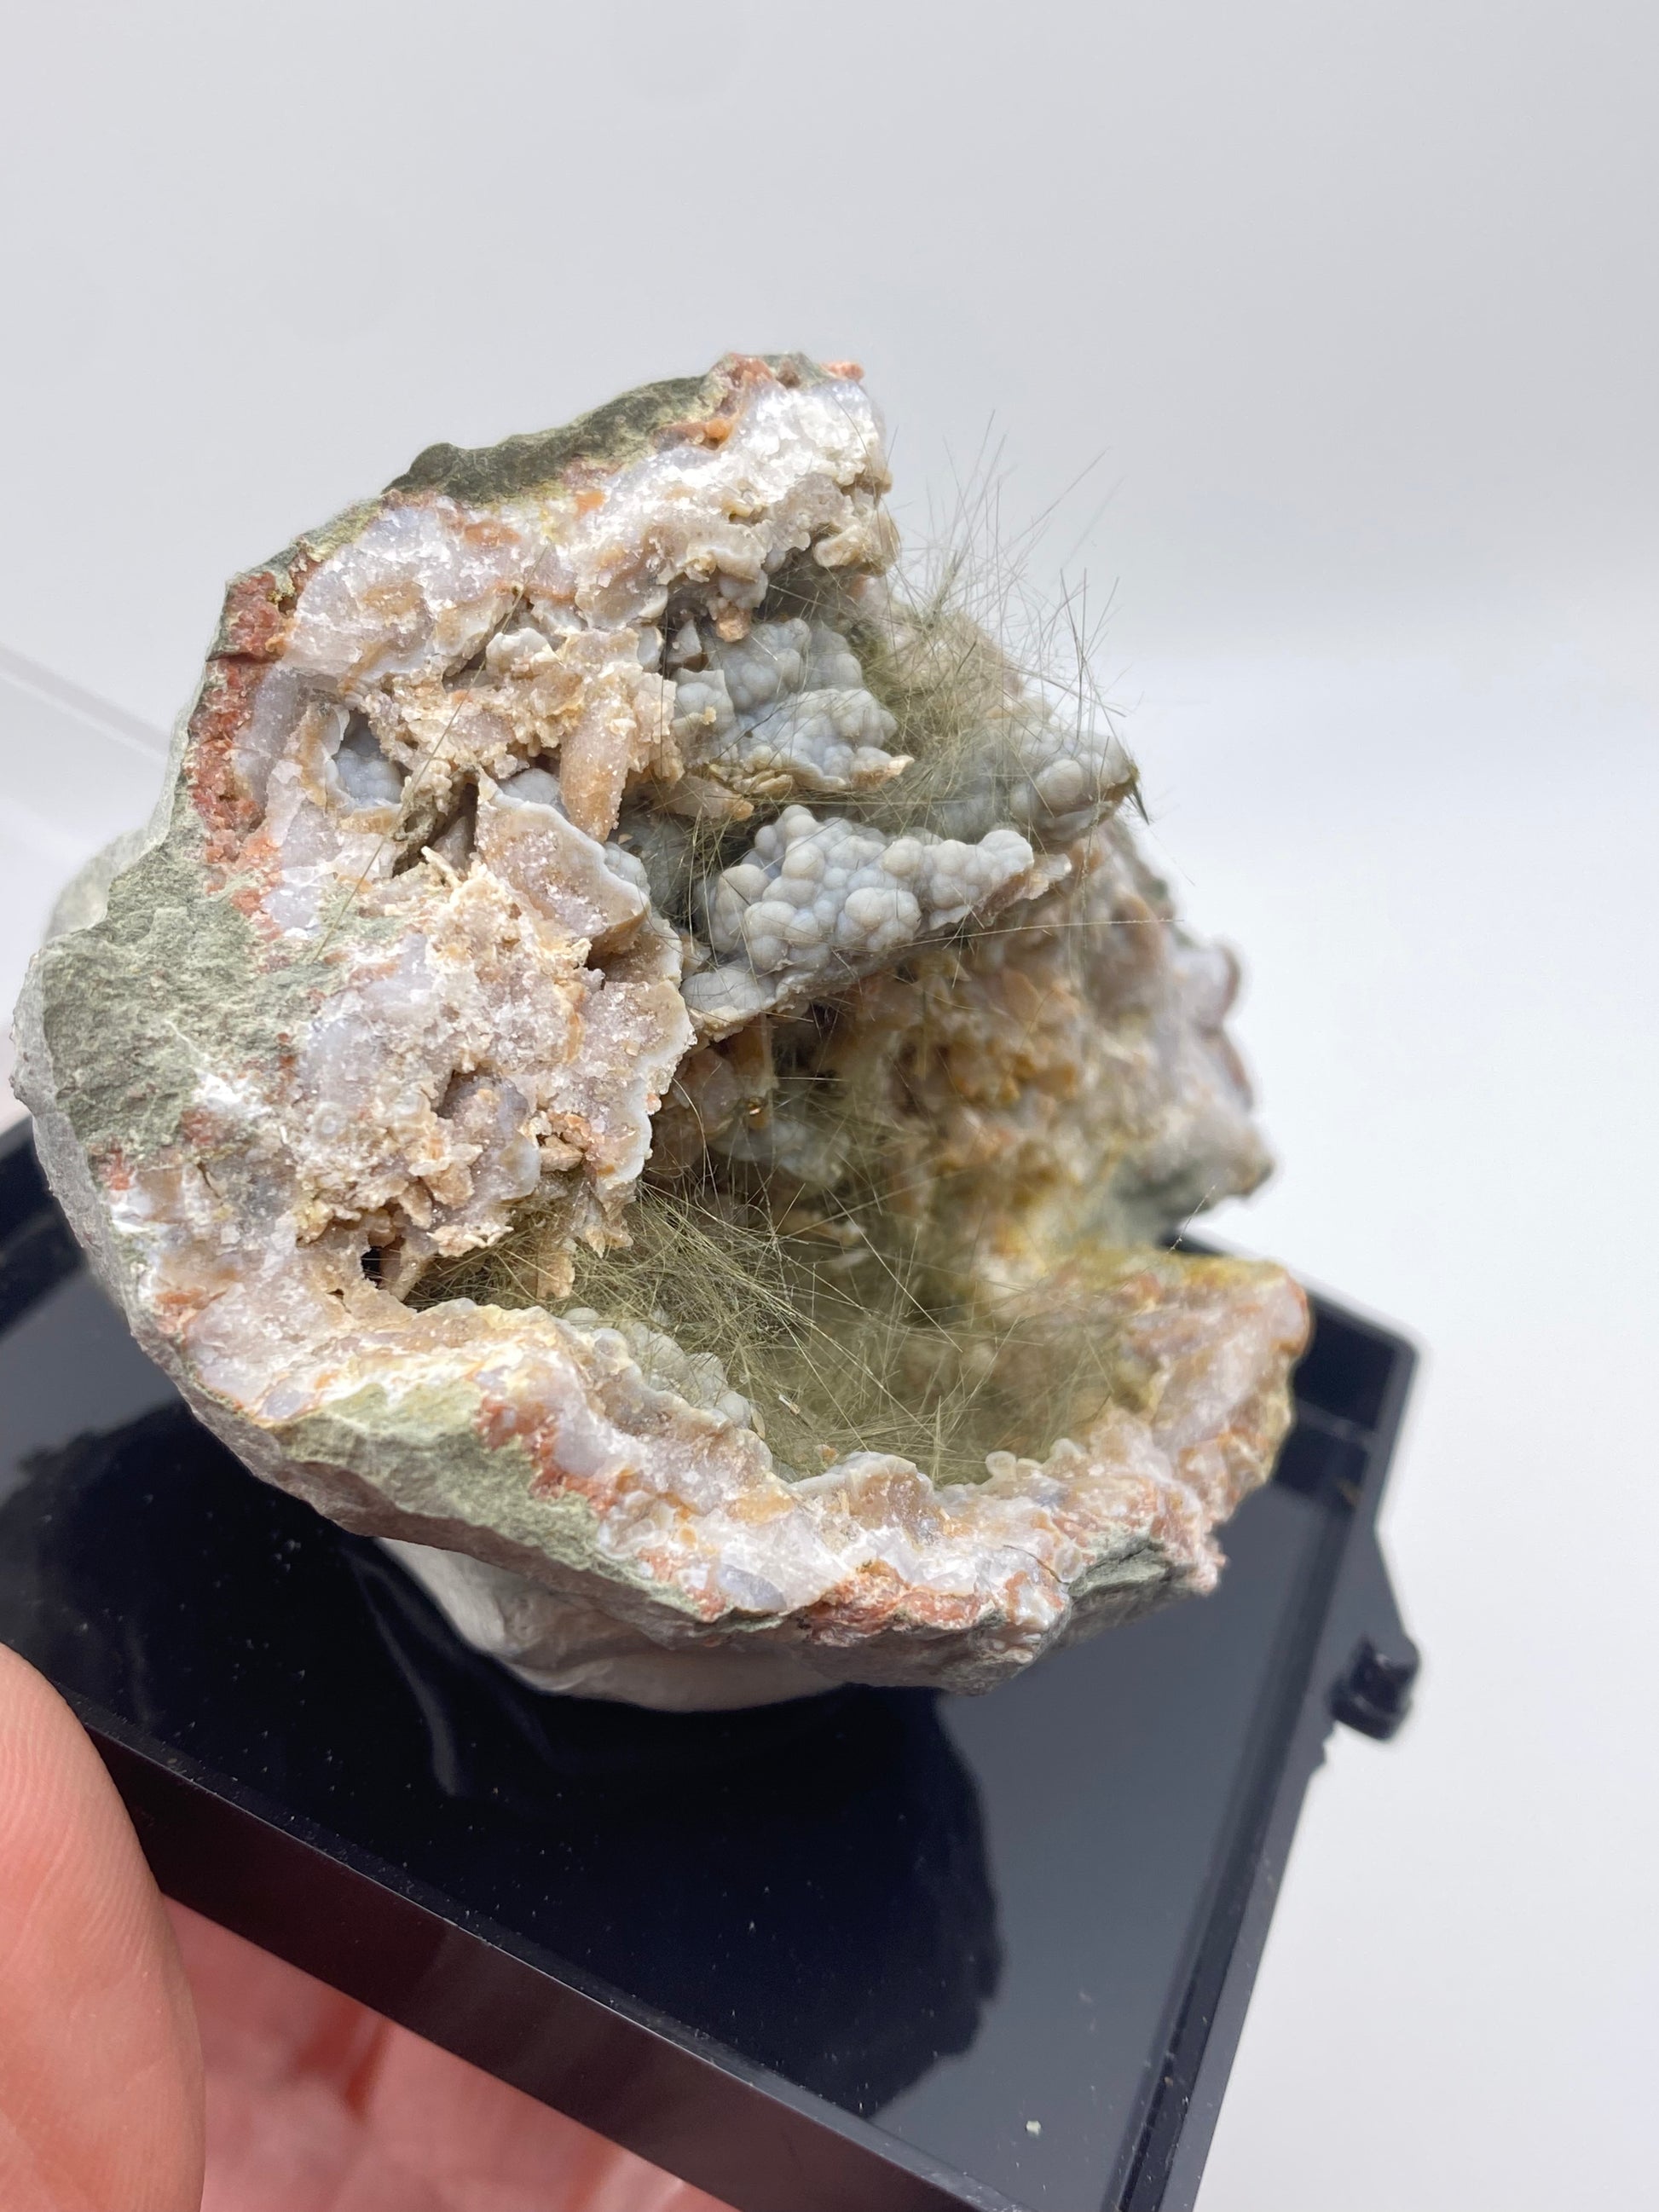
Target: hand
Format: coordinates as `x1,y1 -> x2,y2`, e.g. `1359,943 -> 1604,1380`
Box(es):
0,1647 -> 728,2211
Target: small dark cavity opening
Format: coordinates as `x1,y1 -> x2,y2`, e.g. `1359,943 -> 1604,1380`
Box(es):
443,598 -> 527,690
751,554 -> 848,627
391,778 -> 477,875
361,1245 -> 385,1284
436,1067 -> 489,1120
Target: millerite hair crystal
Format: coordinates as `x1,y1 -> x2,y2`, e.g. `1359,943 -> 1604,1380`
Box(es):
14,355 -> 1308,1708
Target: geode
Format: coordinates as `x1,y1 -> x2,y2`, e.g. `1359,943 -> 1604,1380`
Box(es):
13,355 -> 1307,1709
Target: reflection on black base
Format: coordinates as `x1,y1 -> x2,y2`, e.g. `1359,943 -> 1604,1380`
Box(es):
2,1400 -> 1000,2116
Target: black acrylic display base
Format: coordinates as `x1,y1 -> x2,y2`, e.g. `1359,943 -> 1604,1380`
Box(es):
0,1118 -> 1418,2212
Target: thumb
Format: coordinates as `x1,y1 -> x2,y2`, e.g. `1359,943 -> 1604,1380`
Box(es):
0,1643 -> 204,2212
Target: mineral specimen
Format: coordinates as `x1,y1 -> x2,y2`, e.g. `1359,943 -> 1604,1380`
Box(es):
13,355 -> 1307,1708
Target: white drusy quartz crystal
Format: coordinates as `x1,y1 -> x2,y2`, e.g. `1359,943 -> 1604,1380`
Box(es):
13,355 -> 1306,1709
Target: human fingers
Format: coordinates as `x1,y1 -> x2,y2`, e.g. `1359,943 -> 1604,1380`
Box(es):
0,1644 -> 204,2212
170,1904 -> 731,2212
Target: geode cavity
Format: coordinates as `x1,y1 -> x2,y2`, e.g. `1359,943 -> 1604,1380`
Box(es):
14,355 -> 1306,1707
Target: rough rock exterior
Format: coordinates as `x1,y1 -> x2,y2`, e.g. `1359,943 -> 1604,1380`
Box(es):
13,355 -> 1307,1707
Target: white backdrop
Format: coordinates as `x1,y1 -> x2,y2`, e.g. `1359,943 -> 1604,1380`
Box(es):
3,6 -> 1656,2206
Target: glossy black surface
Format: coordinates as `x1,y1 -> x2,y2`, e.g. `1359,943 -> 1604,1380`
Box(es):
0,1121 -> 1417,2212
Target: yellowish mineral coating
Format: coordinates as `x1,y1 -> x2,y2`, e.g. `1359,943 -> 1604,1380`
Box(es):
13,355 -> 1307,1707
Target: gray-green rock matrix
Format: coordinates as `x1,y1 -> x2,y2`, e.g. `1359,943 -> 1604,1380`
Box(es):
13,355 -> 1306,1708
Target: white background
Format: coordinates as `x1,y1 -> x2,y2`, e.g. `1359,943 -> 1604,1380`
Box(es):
3,5 -> 1655,2205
